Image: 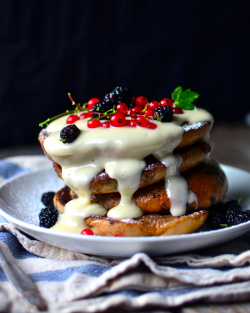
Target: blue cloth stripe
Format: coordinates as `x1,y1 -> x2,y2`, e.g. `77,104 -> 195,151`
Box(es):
29,264 -> 109,282
0,160 -> 29,179
0,232 -> 41,259
0,263 -> 109,282
0,215 -> 8,223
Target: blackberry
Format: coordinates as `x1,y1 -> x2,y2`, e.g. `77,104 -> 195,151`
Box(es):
103,94 -> 113,109
128,98 -> 136,108
41,192 -> 55,209
207,202 -> 227,230
225,200 -> 250,226
91,101 -> 111,119
153,106 -> 173,122
207,199 -> 250,230
109,86 -> 133,105
60,124 -> 80,143
39,207 -> 59,228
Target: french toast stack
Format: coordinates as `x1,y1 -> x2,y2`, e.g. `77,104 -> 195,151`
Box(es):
39,120 -> 227,236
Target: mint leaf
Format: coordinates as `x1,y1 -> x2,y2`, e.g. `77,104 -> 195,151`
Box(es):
171,86 -> 199,110
172,86 -> 183,102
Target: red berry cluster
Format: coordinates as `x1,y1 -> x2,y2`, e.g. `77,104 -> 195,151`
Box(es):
65,94 -> 183,129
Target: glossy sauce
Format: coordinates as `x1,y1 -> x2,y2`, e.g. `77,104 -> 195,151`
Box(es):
44,108 -> 213,233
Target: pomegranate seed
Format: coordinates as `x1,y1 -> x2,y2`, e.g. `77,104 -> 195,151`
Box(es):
80,112 -> 92,119
130,106 -> 142,116
136,116 -> 148,127
110,112 -> 127,127
136,96 -> 148,107
147,122 -> 157,129
114,235 -> 121,237
101,121 -> 110,128
87,98 -> 100,110
67,115 -> 80,124
160,98 -> 173,108
128,120 -> 137,127
173,107 -> 183,114
144,109 -> 154,117
87,120 -> 101,128
81,228 -> 94,235
116,103 -> 128,114
148,100 -> 159,111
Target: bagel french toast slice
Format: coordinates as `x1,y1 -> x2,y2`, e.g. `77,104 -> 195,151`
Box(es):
53,185 -> 209,236
38,121 -> 212,181
91,161 -> 227,214
85,211 -> 209,237
54,161 -> 227,217
51,140 -> 211,194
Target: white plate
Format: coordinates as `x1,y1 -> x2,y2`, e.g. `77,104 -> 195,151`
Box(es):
0,165 -> 250,258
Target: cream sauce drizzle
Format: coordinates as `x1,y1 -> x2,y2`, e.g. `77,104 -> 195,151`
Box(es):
44,108 -> 213,233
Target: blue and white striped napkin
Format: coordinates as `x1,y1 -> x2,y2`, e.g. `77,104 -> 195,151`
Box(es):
1,156 -> 250,313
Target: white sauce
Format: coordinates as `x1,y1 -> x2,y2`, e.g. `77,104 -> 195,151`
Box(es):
44,108 -> 213,234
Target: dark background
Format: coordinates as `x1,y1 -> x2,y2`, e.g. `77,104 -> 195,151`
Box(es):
1,0 -> 250,148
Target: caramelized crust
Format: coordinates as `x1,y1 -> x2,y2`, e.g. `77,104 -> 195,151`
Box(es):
91,161 -> 227,213
85,211 -> 209,237
51,141 -> 211,193
54,161 -> 227,215
176,122 -> 212,149
38,129 -> 52,161
90,141 -> 211,194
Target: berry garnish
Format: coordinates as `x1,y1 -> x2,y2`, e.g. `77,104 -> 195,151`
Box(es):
136,116 -> 148,127
60,124 -> 80,143
116,103 -> 128,114
160,98 -> 173,108
81,229 -> 94,235
114,235 -> 121,237
128,120 -> 137,127
225,200 -> 250,226
148,101 -> 159,111
39,207 -> 59,228
147,122 -> 157,129
144,108 -> 154,117
130,106 -> 142,116
110,112 -> 126,127
40,87 -> 197,130
88,98 -> 100,110
109,86 -> 133,106
128,98 -> 136,108
87,120 -> 101,128
136,96 -> 148,107
80,112 -> 92,119
207,199 -> 250,230
41,192 -> 55,210
91,102 -> 111,119
173,107 -> 183,114
101,121 -> 110,128
153,106 -> 173,122
66,114 -> 80,124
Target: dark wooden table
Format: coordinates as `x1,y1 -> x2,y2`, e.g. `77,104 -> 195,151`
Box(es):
1,123 -> 250,313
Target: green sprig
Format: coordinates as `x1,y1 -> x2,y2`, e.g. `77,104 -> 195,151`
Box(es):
153,114 -> 163,121
172,86 -> 199,110
39,93 -> 88,127
89,106 -> 117,121
39,109 -> 77,127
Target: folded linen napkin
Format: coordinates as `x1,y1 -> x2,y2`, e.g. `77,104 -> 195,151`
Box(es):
1,156 -> 250,313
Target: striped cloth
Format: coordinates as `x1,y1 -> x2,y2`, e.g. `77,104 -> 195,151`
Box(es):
1,156 -> 250,312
